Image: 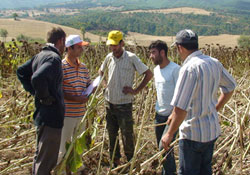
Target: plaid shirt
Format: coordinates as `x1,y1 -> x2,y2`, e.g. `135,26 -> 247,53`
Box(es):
171,50 -> 237,142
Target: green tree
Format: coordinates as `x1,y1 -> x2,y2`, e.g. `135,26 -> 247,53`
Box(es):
0,29 -> 8,42
80,26 -> 86,39
238,35 -> 250,48
13,13 -> 18,20
16,34 -> 30,41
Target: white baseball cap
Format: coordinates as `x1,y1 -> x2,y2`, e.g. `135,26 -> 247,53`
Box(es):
65,35 -> 89,47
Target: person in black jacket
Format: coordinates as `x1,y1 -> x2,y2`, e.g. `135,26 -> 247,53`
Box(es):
17,27 -> 66,175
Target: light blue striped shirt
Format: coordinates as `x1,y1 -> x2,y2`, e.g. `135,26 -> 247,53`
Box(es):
171,50 -> 237,142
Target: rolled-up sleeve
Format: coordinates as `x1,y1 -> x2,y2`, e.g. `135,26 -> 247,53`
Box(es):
132,56 -> 148,75
219,67 -> 237,93
171,69 -> 197,111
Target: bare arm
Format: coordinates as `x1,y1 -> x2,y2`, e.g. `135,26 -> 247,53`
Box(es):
216,90 -> 234,111
98,69 -> 104,76
161,107 -> 187,150
123,69 -> 153,95
98,68 -> 107,88
64,92 -> 88,104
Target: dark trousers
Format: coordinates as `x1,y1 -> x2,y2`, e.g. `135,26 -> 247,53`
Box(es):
32,125 -> 62,175
179,139 -> 217,175
105,101 -> 134,162
155,113 -> 177,175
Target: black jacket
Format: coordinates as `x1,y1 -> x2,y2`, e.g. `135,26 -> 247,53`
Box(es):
17,45 -> 65,128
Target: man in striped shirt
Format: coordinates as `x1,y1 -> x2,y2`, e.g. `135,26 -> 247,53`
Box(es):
161,29 -> 237,175
99,30 -> 153,167
58,35 -> 90,163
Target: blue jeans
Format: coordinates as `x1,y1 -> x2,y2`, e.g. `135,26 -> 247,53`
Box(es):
179,138 -> 217,175
155,113 -> 177,175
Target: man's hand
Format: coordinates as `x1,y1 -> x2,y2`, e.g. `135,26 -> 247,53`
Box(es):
78,95 -> 89,104
161,107 -> 187,151
122,86 -> 137,95
64,92 -> 88,104
161,133 -> 174,151
40,96 -> 55,105
92,86 -> 97,94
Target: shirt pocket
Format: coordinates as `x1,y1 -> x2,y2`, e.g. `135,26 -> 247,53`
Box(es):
120,64 -> 134,83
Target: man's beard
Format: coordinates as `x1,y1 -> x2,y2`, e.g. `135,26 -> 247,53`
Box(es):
154,56 -> 163,65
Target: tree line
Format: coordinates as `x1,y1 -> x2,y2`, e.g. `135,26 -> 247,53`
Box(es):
36,10 -> 250,36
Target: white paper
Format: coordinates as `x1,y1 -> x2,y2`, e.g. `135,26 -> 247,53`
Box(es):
82,76 -> 102,96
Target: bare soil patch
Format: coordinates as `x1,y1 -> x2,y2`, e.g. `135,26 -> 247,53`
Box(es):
0,18 -> 105,42
122,7 -> 212,15
126,32 -> 240,48
0,18 -> 239,47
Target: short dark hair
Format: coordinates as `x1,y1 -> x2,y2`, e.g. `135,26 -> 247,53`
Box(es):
149,40 -> 168,56
177,42 -> 199,50
47,27 -> 66,44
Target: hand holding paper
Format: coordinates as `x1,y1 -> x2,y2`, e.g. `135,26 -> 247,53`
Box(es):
82,76 -> 102,97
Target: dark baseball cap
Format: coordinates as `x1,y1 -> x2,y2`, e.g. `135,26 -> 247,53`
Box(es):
171,29 -> 198,47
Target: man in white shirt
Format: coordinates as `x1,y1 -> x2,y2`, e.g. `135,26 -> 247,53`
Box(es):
161,29 -> 237,175
149,40 -> 180,175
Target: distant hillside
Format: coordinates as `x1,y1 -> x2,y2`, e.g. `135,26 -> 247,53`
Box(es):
45,0 -> 250,11
36,8 -> 250,36
1,0 -> 250,11
0,0 -> 72,9
0,18 -> 240,48
0,18 -> 105,42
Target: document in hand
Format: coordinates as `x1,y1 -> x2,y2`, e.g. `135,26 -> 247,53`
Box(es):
82,76 -> 102,96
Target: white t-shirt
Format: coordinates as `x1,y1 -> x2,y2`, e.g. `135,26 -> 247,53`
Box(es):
154,61 -> 180,116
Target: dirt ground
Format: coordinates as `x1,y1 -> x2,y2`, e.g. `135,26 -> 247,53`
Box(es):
122,7 -> 212,15
126,32 -> 240,48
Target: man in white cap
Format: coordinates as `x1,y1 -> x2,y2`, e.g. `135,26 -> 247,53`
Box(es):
58,35 -> 91,165
98,30 -> 153,167
161,29 -> 237,175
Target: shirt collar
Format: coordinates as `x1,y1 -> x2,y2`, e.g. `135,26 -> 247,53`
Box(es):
112,49 -> 125,60
65,57 -> 80,68
46,43 -> 59,52
183,50 -> 202,65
